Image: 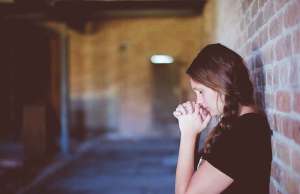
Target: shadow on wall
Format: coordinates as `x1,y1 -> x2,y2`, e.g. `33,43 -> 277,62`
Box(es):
71,97 -> 120,140
249,48 -> 266,112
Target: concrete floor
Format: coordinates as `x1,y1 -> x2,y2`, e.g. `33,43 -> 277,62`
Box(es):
24,136 -> 179,194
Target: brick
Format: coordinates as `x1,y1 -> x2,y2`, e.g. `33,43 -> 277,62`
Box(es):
256,11 -> 264,30
266,69 -> 273,88
254,27 -> 268,49
270,179 -> 283,194
292,28 -> 300,54
279,63 -> 289,86
245,42 -> 252,56
270,180 -> 284,194
267,112 -> 275,130
269,180 -> 276,194
251,0 -> 259,18
262,44 -> 273,64
264,92 -> 272,109
272,113 -> 280,131
275,114 -> 283,132
289,58 -> 299,86
294,92 -> 300,113
276,91 -> 291,112
263,0 -> 274,23
280,117 -> 294,139
269,15 -> 283,40
248,21 -> 256,38
291,119 -> 300,144
291,149 -> 300,175
274,0 -> 289,11
284,0 -> 300,28
245,11 -> 251,27
240,18 -> 245,31
282,170 -> 300,194
271,160 -> 283,184
276,140 -> 291,165
260,26 -> 268,47
271,136 -> 277,156
259,0 -> 267,8
275,34 -> 292,61
273,65 -> 279,86
234,36 -> 242,50
252,36 -> 260,51
242,0 -> 252,12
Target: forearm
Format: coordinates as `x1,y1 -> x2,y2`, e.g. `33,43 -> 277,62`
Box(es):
175,134 -> 197,194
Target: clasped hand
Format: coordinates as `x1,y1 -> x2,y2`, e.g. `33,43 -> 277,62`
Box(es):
173,101 -> 211,137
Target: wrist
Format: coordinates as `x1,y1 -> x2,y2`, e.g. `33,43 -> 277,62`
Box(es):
180,132 -> 198,140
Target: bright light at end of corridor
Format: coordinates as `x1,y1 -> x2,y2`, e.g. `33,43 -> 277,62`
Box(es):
150,55 -> 174,64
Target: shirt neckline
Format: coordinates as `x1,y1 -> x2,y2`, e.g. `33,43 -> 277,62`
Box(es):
238,112 -> 261,118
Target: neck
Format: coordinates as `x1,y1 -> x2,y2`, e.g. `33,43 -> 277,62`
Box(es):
239,105 -> 256,116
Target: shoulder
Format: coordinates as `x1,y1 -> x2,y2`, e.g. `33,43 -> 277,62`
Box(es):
235,112 -> 267,125
231,112 -> 272,137
202,112 -> 272,180
210,112 -> 271,151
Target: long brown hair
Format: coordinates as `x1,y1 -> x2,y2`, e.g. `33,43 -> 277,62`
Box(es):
186,43 -> 255,153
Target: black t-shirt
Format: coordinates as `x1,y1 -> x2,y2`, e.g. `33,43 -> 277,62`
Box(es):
201,112 -> 272,194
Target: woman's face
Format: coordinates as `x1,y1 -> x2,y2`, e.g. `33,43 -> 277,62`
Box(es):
190,78 -> 225,116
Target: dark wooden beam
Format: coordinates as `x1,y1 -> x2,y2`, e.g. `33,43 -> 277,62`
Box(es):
0,0 -> 206,20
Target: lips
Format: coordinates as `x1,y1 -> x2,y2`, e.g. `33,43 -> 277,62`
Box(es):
204,107 -> 212,115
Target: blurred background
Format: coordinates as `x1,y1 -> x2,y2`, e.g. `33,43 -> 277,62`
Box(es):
0,0 -> 300,194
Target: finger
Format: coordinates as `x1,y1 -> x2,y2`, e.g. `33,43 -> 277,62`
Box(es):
178,104 -> 187,115
192,101 -> 196,113
199,107 -> 204,121
184,101 -> 193,114
175,104 -> 183,112
194,103 -> 200,115
203,108 -> 209,117
173,111 -> 182,118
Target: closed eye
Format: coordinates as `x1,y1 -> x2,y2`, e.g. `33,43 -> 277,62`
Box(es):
194,89 -> 203,94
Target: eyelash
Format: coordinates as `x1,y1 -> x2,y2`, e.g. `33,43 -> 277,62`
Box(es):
194,90 -> 202,94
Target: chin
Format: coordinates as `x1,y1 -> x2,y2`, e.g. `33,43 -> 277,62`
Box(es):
210,111 -> 220,117
211,113 -> 218,117
208,110 -> 215,116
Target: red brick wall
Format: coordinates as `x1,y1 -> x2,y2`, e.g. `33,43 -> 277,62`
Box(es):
216,0 -> 300,193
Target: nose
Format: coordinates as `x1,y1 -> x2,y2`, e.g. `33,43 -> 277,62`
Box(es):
196,94 -> 204,105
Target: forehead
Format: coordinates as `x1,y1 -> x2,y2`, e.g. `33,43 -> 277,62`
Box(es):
189,78 -> 206,89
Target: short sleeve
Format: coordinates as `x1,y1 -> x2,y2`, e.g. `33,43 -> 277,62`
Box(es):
201,126 -> 252,180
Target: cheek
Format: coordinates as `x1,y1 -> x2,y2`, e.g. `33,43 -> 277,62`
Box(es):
209,93 -> 221,111
195,92 -> 203,103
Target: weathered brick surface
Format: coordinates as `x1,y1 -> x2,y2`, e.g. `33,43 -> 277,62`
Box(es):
216,0 -> 300,193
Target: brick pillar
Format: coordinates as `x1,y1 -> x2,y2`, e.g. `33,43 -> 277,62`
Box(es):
215,0 -> 300,193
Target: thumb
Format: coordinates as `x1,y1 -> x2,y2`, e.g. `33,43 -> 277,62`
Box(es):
194,103 -> 200,115
173,111 -> 181,118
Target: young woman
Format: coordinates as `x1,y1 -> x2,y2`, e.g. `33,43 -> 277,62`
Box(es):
173,43 -> 272,194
